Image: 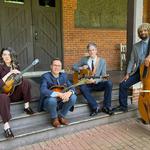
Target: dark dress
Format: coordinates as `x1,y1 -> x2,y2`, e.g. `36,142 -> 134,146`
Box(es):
0,64 -> 31,123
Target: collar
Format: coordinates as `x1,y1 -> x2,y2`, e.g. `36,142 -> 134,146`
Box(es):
50,72 -> 62,78
142,38 -> 149,44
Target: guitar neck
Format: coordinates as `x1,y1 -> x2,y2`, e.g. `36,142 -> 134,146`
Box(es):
86,75 -> 109,79
20,64 -> 34,76
19,59 -> 39,76
63,84 -> 78,92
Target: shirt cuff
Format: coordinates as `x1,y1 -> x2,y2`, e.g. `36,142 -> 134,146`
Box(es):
69,90 -> 74,95
51,92 -> 59,97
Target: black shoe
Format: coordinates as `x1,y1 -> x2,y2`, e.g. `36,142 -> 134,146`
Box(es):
112,106 -> 128,113
90,107 -> 100,116
136,118 -> 149,125
102,107 -> 114,116
4,128 -> 14,138
24,107 -> 34,115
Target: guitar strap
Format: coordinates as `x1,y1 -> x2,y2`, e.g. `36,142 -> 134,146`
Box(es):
92,57 -> 100,76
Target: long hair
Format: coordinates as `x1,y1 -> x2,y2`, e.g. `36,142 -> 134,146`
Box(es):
0,47 -> 19,69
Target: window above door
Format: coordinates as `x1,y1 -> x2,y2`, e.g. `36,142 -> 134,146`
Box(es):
39,0 -> 55,7
4,0 -> 24,4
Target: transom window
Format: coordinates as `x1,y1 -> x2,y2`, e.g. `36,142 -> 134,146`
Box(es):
4,0 -> 24,4
39,0 -> 55,7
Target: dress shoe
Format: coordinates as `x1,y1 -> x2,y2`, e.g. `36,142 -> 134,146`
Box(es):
24,107 -> 34,115
90,107 -> 100,116
136,118 -> 149,125
58,116 -> 69,125
4,128 -> 14,138
101,107 -> 114,116
51,118 -> 61,128
112,106 -> 128,113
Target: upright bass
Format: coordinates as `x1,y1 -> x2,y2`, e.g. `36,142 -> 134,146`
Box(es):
138,39 -> 150,124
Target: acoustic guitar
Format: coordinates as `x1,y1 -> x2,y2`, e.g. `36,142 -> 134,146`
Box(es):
50,78 -> 90,93
2,59 -> 39,95
73,68 -> 109,84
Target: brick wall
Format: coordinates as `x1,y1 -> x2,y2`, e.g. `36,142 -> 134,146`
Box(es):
62,0 -> 126,71
143,0 -> 150,23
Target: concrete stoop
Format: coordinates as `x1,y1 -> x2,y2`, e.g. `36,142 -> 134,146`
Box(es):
0,72 -> 138,150
0,102 -> 138,150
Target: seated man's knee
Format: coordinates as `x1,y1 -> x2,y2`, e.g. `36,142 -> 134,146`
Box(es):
119,81 -> 127,89
79,85 -> 87,91
47,97 -> 57,106
70,94 -> 77,105
107,80 -> 113,88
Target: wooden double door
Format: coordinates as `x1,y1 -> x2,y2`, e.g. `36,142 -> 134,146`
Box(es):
0,0 -> 62,71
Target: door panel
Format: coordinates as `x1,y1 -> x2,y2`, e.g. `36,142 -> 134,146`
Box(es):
32,0 -> 62,70
0,0 -> 62,71
0,0 -> 34,69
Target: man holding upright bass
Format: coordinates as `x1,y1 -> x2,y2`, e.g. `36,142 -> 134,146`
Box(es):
113,23 -> 150,118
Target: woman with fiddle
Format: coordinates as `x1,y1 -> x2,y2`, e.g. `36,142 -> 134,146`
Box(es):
0,47 -> 34,138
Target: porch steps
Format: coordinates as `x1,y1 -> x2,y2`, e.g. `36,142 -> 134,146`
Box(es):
0,71 -> 138,150
0,104 -> 137,150
0,97 -> 137,150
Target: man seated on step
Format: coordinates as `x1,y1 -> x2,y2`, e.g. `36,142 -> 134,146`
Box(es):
0,47 -> 34,139
73,42 -> 113,116
39,58 -> 77,128
113,23 -> 150,114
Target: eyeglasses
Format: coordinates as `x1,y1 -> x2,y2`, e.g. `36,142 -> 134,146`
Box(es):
52,64 -> 61,67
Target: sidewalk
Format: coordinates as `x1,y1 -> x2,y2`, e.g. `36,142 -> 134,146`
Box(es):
16,118 -> 150,150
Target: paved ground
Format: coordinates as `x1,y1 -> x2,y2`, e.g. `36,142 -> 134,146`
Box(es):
16,118 -> 150,150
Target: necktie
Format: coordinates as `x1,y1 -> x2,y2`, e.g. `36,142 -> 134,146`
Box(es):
91,60 -> 94,71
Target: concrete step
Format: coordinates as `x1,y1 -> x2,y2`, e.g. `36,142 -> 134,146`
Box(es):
9,89 -> 119,116
0,105 -> 137,150
0,97 -> 124,129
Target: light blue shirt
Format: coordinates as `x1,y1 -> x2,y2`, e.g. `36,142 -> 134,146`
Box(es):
87,57 -> 97,70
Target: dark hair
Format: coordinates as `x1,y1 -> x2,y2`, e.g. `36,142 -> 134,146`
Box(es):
87,42 -> 97,50
0,47 -> 19,69
50,58 -> 61,65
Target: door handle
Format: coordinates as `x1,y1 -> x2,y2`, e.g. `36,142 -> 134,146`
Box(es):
34,31 -> 38,40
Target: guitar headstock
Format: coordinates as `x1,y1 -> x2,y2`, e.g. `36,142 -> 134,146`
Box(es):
32,59 -> 39,65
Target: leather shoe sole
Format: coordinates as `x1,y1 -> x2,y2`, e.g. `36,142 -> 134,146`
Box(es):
24,107 -> 34,115
4,128 -> 14,138
58,117 -> 69,125
112,106 -> 128,113
102,107 -> 114,116
90,107 -> 100,116
51,118 -> 61,128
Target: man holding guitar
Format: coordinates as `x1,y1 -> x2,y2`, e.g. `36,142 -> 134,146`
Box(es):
39,58 -> 77,128
73,43 -> 113,116
0,47 -> 35,138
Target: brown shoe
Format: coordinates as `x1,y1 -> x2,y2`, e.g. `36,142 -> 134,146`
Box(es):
58,117 -> 69,125
51,118 -> 61,128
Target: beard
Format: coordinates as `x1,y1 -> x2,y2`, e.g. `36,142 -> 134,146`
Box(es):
139,35 -> 149,40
